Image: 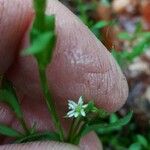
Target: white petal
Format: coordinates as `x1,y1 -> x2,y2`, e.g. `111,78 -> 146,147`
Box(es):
68,103 -> 75,109
67,110 -> 75,116
68,113 -> 74,118
82,104 -> 88,108
68,100 -> 78,107
74,112 -> 79,118
81,109 -> 86,117
78,96 -> 83,105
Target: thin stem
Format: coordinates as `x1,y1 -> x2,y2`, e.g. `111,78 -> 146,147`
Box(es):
69,117 -> 81,143
72,122 -> 86,144
67,118 -> 75,141
38,67 -> 64,141
19,118 -> 30,135
33,0 -> 46,32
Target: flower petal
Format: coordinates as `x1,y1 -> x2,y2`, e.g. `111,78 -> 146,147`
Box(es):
74,112 -> 79,118
68,100 -> 78,107
82,104 -> 88,108
68,113 -> 74,118
67,110 -> 75,116
68,103 -> 75,109
81,109 -> 86,117
78,96 -> 83,105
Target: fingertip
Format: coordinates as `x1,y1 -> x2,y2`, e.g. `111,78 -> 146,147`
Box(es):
80,132 -> 103,150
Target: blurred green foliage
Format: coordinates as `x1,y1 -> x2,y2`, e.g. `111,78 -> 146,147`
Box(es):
74,0 -> 150,149
112,22 -> 150,69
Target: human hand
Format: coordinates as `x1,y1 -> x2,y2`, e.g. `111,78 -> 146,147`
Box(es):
0,0 -> 128,149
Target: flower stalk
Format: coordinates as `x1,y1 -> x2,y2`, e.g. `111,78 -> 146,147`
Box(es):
38,67 -> 64,141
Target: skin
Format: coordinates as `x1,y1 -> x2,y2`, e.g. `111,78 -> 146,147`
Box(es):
0,0 -> 128,149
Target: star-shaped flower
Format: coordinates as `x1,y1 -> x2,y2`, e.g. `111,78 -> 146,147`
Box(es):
67,96 -> 88,118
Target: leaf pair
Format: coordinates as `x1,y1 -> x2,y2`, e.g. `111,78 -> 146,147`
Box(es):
0,79 -> 24,138
15,132 -> 60,143
23,0 -> 56,70
80,111 -> 133,137
0,80 -> 23,119
85,101 -> 109,119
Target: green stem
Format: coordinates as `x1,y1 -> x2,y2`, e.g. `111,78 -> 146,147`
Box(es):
72,122 -> 86,144
67,118 -> 75,141
33,0 -> 46,32
38,67 -> 64,141
69,117 -> 81,144
19,118 -> 30,135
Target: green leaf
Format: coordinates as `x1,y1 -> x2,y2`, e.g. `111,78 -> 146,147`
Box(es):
92,21 -> 109,29
86,101 -> 94,113
33,0 -> 46,13
135,22 -> 142,34
109,113 -> 119,123
0,124 -> 21,137
97,108 -> 109,119
117,32 -> 133,40
0,80 -> 23,119
15,132 -> 60,143
139,32 -> 150,38
129,143 -> 142,150
45,15 -> 55,32
26,14 -> 56,69
124,40 -> 148,61
136,134 -> 148,148
32,0 -> 46,32
81,111 -> 133,136
36,32 -> 56,69
22,32 -> 54,56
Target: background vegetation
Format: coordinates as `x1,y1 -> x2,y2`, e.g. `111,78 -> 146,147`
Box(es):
60,0 -> 150,149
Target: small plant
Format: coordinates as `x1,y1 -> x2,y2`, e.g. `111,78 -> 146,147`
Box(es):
112,22 -> 150,69
0,0 -> 132,145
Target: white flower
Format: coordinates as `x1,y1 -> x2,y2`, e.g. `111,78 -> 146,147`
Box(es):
67,96 -> 88,118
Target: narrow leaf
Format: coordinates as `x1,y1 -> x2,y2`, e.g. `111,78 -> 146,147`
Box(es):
93,21 -> 109,29
129,143 -> 141,150
136,134 -> 148,148
45,15 -> 55,31
22,32 -> 54,56
117,32 -> 133,40
15,132 -> 60,143
0,124 -> 21,137
0,89 -> 23,119
81,111 -> 133,137
33,0 -> 46,32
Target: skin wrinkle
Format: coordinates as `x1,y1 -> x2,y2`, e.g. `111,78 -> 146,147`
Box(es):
0,142 -> 80,150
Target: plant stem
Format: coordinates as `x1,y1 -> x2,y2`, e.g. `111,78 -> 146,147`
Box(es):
67,118 -> 75,141
38,67 -> 64,141
19,118 -> 30,135
72,122 -> 86,144
69,117 -> 81,144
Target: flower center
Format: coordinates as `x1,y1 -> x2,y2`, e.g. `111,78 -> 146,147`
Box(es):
75,105 -> 82,113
